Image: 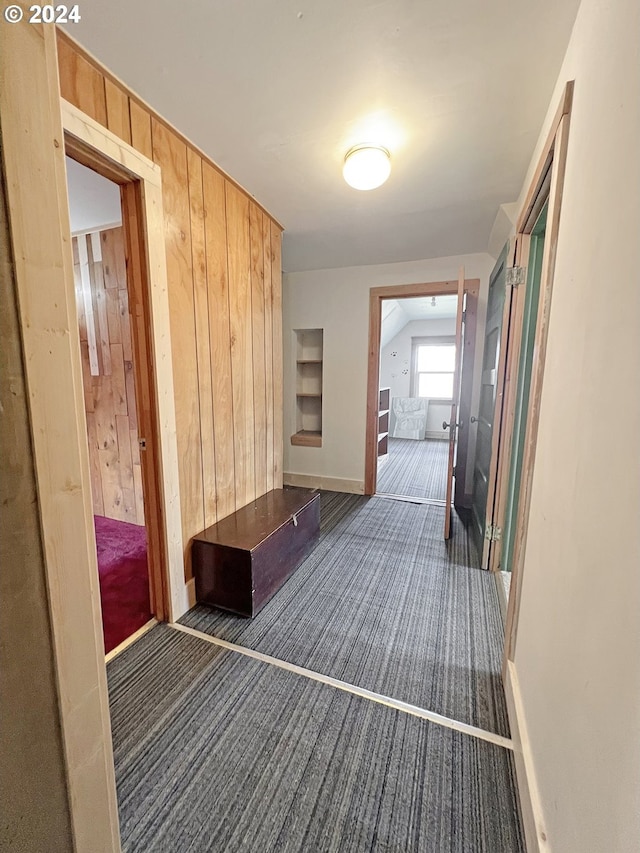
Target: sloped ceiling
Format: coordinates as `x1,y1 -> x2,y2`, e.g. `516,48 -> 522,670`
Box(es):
381,300 -> 410,348
381,294 -> 458,346
63,0 -> 580,272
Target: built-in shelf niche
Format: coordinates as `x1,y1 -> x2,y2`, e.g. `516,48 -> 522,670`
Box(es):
291,328 -> 323,447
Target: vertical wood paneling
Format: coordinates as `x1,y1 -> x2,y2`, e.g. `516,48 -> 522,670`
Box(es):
263,218 -> 275,492
203,163 -> 235,520
57,36 -> 106,125
73,228 -> 145,525
151,119 -> 203,568
187,148 -> 216,527
226,183 -> 255,508
115,413 -> 136,517
129,100 -> 153,160
58,34 -> 284,579
101,225 -> 127,289
250,203 -> 268,497
92,374 -> 115,452
103,277 -> 122,345
88,236 -> 112,375
270,223 -> 284,488
79,341 -> 94,411
110,343 -> 127,415
119,287 -> 133,362
104,78 -> 131,144
77,236 -> 100,375
85,413 -> 104,516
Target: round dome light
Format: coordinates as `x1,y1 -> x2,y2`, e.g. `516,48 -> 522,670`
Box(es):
343,144 -> 391,190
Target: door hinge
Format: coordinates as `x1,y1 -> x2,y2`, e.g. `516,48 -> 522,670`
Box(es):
138,437 -> 147,451
506,266 -> 526,286
485,524 -> 502,542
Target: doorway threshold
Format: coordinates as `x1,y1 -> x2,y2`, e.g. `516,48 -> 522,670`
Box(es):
105,618 -> 157,664
376,492 -> 446,507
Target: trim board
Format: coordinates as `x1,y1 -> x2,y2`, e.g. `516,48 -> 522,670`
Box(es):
283,472 -> 364,494
505,660 -> 550,853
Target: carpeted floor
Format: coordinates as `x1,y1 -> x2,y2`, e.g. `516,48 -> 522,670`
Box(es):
377,437 -> 449,500
95,515 -> 151,653
181,492 -> 508,738
107,625 -> 524,853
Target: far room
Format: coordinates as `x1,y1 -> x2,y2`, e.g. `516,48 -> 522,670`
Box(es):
377,293 -> 459,503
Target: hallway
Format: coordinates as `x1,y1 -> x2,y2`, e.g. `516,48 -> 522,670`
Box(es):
107,492 -> 523,851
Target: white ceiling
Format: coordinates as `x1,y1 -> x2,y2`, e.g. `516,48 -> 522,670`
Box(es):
399,295 -> 458,320
381,295 -> 458,346
65,157 -> 122,235
63,0 -> 579,272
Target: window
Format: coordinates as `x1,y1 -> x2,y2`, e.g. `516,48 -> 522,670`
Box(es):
412,338 -> 456,399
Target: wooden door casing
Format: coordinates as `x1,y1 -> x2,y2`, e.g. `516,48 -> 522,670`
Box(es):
365,278 -> 480,497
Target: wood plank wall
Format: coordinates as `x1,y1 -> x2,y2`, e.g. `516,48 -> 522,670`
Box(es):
57,32 -> 284,579
74,227 -> 145,525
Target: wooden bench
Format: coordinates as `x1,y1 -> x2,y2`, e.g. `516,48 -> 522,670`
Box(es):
192,488 -> 320,617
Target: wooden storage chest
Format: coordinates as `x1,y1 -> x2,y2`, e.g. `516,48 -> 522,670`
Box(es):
192,488 -> 320,617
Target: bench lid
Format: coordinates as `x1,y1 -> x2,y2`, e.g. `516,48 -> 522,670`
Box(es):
192,488 -> 319,551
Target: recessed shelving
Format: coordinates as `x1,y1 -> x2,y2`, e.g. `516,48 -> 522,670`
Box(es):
290,430 -> 322,448
291,329 -> 323,447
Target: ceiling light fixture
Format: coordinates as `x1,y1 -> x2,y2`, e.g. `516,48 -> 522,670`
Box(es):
343,144 -> 391,190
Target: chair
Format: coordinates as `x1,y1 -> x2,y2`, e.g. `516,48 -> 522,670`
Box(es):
392,397 -> 428,439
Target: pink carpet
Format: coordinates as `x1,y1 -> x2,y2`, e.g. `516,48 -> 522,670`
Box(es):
94,515 -> 151,654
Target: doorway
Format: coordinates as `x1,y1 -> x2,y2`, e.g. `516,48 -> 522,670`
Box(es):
376,294 -> 458,504
66,158 -> 153,654
61,94 -> 187,641
365,278 -> 480,546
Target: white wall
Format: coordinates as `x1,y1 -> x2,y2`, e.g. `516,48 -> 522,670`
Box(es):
511,1 -> 640,850
379,318 -> 455,437
65,157 -> 122,235
283,252 -> 494,489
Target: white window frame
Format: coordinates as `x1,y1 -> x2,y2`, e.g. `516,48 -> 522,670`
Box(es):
410,336 -> 456,402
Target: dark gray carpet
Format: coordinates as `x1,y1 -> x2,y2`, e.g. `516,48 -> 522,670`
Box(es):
182,493 -> 508,738
315,489 -> 369,539
377,438 -> 449,500
108,625 -> 524,853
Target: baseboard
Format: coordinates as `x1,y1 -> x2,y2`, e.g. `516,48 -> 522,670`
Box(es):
425,431 -> 449,440
504,661 -> 550,853
185,577 -> 196,609
283,472 -> 364,494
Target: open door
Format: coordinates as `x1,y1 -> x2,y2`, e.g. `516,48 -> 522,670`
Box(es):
469,244 -> 512,563
443,268 -> 465,539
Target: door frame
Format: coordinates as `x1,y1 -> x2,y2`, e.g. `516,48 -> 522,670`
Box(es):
62,98 -> 186,622
364,278 -> 480,496
1,21 -> 122,850
496,82 -> 574,665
